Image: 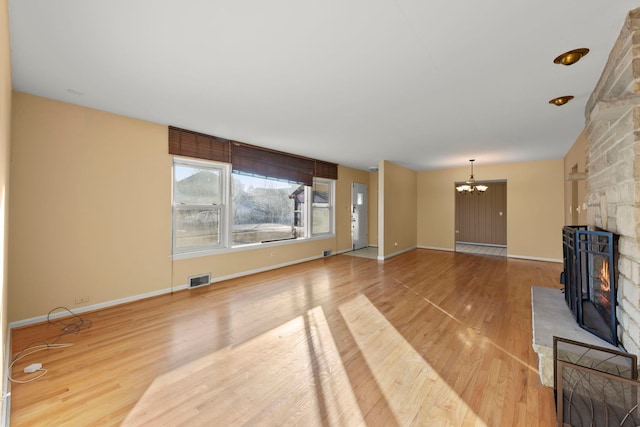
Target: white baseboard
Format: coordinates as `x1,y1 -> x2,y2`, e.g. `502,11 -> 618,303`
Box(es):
9,254 -> 324,330
417,245 -> 561,263
1,327 -> 10,427
9,285 -> 186,330
379,246 -> 417,260
417,245 -> 455,252
335,248 -> 353,255
507,254 -> 562,263
208,255 -> 322,284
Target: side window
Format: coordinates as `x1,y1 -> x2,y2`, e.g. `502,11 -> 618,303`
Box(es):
173,159 -> 227,253
312,179 -> 334,235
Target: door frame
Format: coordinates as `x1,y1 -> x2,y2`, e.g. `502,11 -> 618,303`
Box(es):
454,179 -> 507,250
351,182 -> 368,250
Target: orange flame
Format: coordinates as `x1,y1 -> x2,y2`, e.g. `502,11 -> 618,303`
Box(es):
600,261 -> 610,308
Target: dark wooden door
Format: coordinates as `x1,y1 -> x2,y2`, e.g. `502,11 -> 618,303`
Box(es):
455,181 -> 506,245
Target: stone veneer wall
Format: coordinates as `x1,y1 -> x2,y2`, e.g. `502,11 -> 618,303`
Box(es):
585,8 -> 640,355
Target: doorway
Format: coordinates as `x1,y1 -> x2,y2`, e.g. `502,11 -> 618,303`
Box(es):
455,181 -> 507,255
352,182 -> 368,250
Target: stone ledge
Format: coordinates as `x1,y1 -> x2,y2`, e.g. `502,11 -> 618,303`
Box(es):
531,286 -> 618,387
589,93 -> 640,123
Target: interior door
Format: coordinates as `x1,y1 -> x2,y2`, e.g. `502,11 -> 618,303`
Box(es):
352,182 -> 368,250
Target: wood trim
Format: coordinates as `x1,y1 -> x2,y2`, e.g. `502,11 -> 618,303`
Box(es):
168,126 -> 231,163
455,181 -> 507,245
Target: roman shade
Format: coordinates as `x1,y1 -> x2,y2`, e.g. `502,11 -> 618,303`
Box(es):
230,142 -> 315,186
169,126 -> 230,163
169,126 -> 338,183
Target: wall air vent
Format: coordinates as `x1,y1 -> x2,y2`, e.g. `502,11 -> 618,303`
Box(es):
323,250 -> 332,257
188,273 -> 211,288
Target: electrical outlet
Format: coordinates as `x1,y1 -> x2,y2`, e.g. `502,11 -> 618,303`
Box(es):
75,296 -> 90,305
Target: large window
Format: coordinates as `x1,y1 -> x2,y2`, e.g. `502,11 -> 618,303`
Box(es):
231,174 -> 334,245
173,158 -> 227,253
172,158 -> 334,255
232,173 -> 305,245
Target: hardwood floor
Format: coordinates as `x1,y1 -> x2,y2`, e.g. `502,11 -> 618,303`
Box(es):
9,249 -> 562,426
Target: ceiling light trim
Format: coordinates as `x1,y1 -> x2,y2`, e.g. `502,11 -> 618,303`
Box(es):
549,96 -> 574,106
553,48 -> 590,66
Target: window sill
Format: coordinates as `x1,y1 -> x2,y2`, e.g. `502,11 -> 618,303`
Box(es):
171,234 -> 335,261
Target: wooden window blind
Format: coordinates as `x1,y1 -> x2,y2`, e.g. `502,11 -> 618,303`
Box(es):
314,160 -> 338,180
168,126 -> 231,163
168,126 -> 338,183
231,142 -> 315,186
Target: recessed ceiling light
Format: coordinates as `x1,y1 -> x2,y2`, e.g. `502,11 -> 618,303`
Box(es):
553,48 -> 590,66
548,96 -> 574,106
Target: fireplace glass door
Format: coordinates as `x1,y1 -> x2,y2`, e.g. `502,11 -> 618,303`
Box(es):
576,230 -> 618,346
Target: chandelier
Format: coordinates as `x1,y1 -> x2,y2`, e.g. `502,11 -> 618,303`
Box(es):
456,159 -> 488,194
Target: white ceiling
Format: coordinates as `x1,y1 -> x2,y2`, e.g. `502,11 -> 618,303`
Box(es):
7,1 -> 638,171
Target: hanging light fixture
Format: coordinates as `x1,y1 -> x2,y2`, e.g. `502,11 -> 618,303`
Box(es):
456,159 -> 488,194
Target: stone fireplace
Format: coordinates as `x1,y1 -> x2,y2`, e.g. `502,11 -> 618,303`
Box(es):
531,8 -> 640,388
584,8 -> 640,356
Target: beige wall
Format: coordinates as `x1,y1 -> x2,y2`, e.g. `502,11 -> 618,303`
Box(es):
10,93 -> 367,321
563,130 -> 588,226
1,0 -> 11,414
380,161 -> 417,256
172,239 -> 333,286
8,91 -> 567,325
417,159 -> 564,260
9,93 -> 173,321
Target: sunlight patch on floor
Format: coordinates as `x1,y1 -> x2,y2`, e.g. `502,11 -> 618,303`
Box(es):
339,294 -> 487,426
122,306 -> 363,426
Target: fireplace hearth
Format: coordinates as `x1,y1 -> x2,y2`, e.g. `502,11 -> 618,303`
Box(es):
562,226 -> 618,346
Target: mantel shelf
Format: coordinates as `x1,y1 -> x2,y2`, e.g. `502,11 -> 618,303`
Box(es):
589,93 -> 640,123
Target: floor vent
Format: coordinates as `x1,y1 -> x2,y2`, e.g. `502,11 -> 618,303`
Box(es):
188,273 -> 211,288
323,250 -> 332,257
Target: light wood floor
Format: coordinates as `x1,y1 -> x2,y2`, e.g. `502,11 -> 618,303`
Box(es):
9,249 -> 562,426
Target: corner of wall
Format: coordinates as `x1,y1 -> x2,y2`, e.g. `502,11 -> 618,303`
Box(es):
1,0 -> 12,422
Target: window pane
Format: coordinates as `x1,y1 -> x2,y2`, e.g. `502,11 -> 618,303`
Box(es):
174,208 -> 221,248
312,208 -> 330,234
312,179 -> 333,235
232,174 -> 304,245
174,165 -> 222,205
313,181 -> 330,205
